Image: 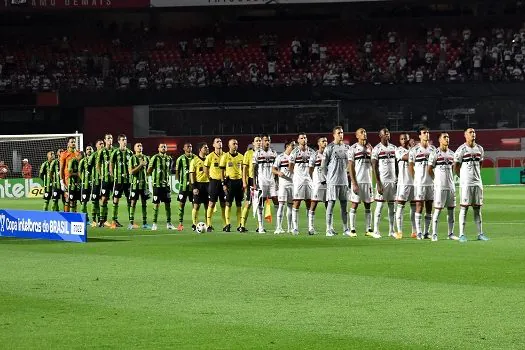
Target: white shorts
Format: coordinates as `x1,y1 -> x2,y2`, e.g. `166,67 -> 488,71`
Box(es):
326,184 -> 349,201
349,183 -> 373,204
460,185 -> 483,206
312,184 -> 327,202
414,186 -> 434,202
375,182 -> 397,202
396,184 -> 414,202
433,188 -> 456,208
293,181 -> 312,200
260,181 -> 277,199
278,185 -> 293,203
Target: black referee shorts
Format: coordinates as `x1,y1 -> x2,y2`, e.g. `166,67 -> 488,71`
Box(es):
226,179 -> 243,205
208,179 -> 226,203
193,182 -> 209,206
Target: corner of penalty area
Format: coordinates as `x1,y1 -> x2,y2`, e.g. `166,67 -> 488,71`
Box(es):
0,209 -> 87,243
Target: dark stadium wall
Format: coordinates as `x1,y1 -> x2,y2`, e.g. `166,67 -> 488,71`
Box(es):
83,107 -> 134,147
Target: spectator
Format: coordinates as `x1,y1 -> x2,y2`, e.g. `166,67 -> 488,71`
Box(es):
22,159 -> 32,179
0,161 -> 8,179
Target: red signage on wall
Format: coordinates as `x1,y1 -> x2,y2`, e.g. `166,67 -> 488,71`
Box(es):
0,0 -> 150,10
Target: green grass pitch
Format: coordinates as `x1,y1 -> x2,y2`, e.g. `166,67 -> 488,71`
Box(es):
1,186 -> 524,349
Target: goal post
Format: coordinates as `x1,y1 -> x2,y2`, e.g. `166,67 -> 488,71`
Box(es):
0,132 -> 83,181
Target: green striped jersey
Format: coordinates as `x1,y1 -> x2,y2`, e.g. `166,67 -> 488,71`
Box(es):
148,153 -> 172,188
175,154 -> 194,192
110,147 -> 134,184
39,161 -> 52,191
49,159 -> 60,188
67,157 -> 81,191
97,147 -> 113,183
88,150 -> 100,185
78,157 -> 91,190
129,154 -> 149,190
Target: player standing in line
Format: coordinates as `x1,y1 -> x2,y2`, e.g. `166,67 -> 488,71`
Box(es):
89,140 -> 104,227
395,133 -> 417,239
252,134 -> 278,233
66,151 -> 83,213
147,143 -> 175,231
96,134 -> 114,227
109,134 -> 134,228
174,143 -> 194,231
454,128 -> 489,242
78,145 -> 94,221
59,136 -> 80,212
204,138 -> 226,232
428,132 -> 459,241
348,128 -> 374,237
371,128 -> 398,239
219,139 -> 244,232
39,151 -> 55,211
128,142 -> 150,230
308,137 -> 328,235
49,148 -> 64,211
272,140 -> 295,234
239,136 -> 262,232
289,133 -> 315,235
408,127 -> 436,240
322,126 -> 350,237
189,143 -> 210,230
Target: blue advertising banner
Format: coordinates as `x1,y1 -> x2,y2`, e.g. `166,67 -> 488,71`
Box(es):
0,209 -> 87,243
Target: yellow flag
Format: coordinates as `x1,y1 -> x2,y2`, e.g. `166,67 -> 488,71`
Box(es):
264,199 -> 272,223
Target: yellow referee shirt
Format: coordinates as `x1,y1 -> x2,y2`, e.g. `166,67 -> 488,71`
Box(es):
204,151 -> 223,181
189,156 -> 209,183
220,152 -> 244,180
243,149 -> 255,179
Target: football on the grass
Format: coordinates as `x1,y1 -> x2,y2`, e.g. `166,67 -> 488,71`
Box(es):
196,222 -> 207,233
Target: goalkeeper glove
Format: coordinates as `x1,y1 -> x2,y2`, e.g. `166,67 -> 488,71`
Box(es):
60,180 -> 67,192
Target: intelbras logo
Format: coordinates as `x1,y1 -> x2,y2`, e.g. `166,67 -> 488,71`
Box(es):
0,213 -> 6,232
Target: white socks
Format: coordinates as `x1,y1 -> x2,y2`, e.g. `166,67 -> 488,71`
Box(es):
459,206 -> 467,236
447,208 -> 455,235
473,206 -> 483,235
308,210 -> 315,231
341,201 -> 348,231
374,202 -> 384,233
387,202 -> 395,234
276,203 -> 285,231
286,204 -> 292,232
349,207 -> 356,231
292,208 -> 299,231
395,203 -> 404,233
431,208 -> 441,235
326,201 -> 335,231
424,214 -> 432,235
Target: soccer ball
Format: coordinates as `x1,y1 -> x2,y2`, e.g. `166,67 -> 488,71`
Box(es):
195,222 -> 207,233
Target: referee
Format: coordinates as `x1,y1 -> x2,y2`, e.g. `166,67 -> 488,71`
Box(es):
204,138 -> 226,232
189,142 -> 210,231
220,139 -> 244,232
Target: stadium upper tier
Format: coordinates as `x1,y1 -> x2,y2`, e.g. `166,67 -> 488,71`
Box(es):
1,19 -> 525,92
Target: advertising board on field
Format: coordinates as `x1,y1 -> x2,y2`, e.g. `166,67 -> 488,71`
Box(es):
0,209 -> 87,243
150,0 -> 385,7
0,0 -> 150,10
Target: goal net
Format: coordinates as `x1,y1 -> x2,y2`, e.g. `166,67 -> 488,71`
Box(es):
0,133 -> 83,180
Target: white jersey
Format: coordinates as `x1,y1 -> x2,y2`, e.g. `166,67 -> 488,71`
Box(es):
309,151 -> 326,185
273,152 -> 293,187
409,144 -> 436,186
348,143 -> 372,184
428,148 -> 455,189
290,146 -> 315,184
396,146 -> 413,186
253,148 -> 278,185
454,143 -> 484,187
322,142 -> 349,186
371,142 -> 397,183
